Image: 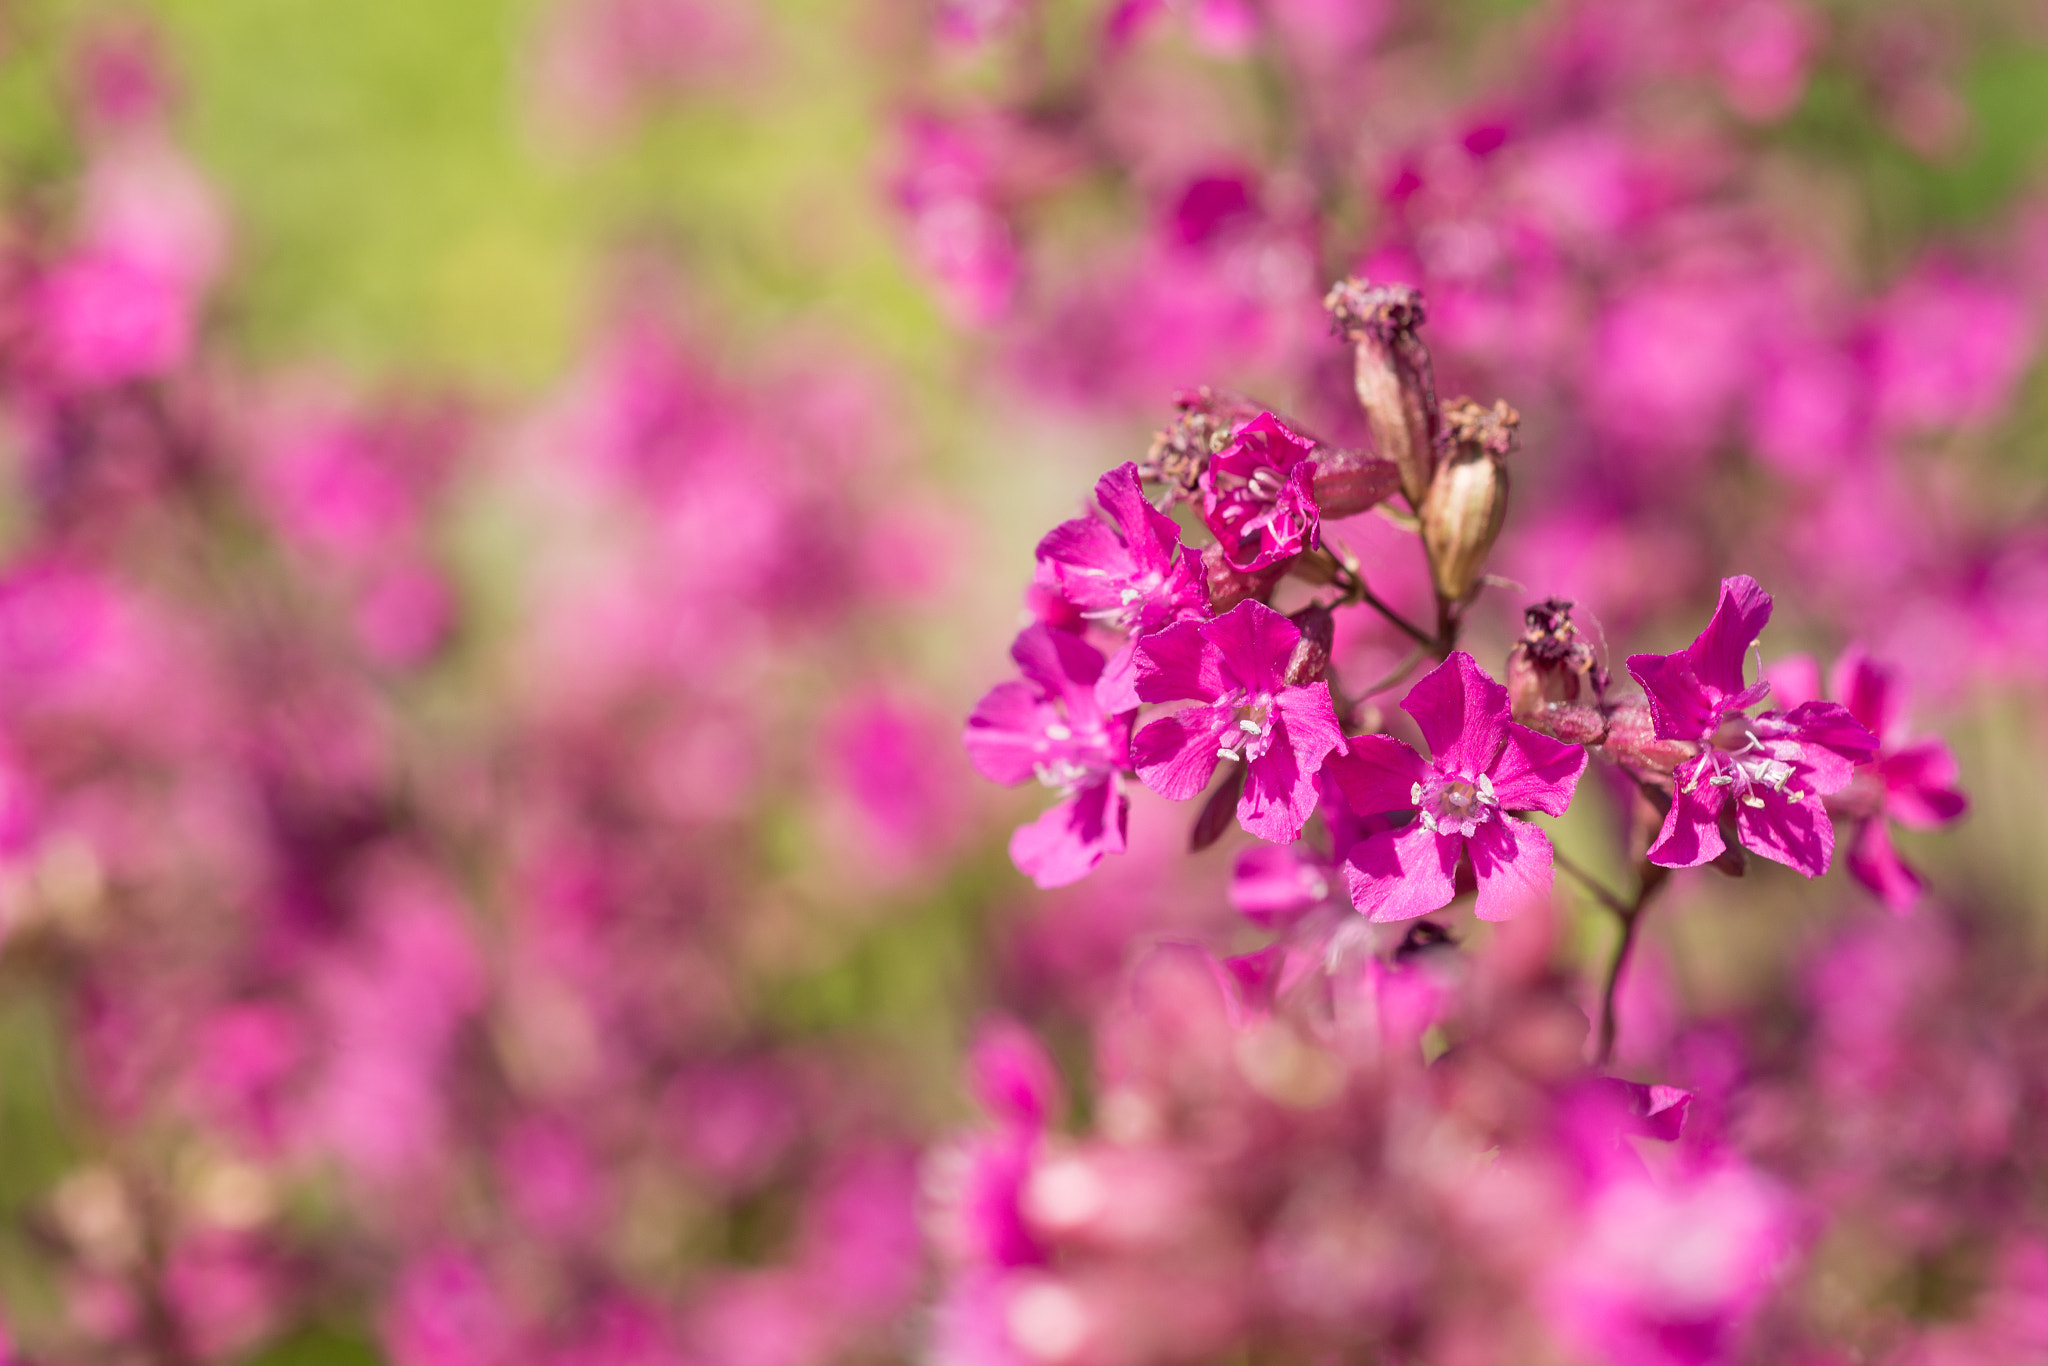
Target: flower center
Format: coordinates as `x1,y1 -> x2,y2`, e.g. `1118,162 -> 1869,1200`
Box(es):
1215,693 -> 1276,763
1680,731 -> 1804,809
1079,569 -> 1167,633
1412,770 -> 1498,837
1031,711 -> 1115,794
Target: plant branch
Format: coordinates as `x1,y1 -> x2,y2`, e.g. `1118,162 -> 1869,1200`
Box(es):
1552,847 -> 1631,918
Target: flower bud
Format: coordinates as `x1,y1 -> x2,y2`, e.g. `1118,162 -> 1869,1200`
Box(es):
1420,399 -> 1517,602
1308,447 -> 1401,519
1283,603 -> 1333,686
1324,277 -> 1440,508
1201,541 -> 1286,613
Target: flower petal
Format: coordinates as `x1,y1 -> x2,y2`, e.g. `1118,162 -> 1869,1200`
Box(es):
1827,645 -> 1904,747
1132,706 -> 1229,800
1240,723 -> 1325,844
1229,845 -> 1331,927
1200,599 -> 1298,697
1094,636 -> 1142,715
1400,651 -> 1510,776
1467,815 -> 1555,921
1879,739 -> 1967,827
1009,775 -> 1128,889
1323,733 -> 1429,816
1686,574 -> 1773,697
1627,649 -> 1718,743
1034,517 -> 1130,609
1845,816 -> 1923,913
1734,788 -> 1835,877
1345,822 -> 1459,922
1646,783 -> 1727,869
1133,618 -> 1226,704
1488,724 -> 1588,817
963,680 -> 1054,786
1094,461 -> 1186,575
1011,624 -> 1105,719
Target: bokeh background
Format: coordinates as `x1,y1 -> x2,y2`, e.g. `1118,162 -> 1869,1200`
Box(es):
3,0 -> 2048,1362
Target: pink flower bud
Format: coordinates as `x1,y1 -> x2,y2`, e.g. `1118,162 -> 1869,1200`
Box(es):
1324,277 -> 1440,507
1420,399 -> 1517,602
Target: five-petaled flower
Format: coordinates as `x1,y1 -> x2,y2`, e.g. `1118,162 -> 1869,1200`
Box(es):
1627,576 -> 1876,877
1328,651 -> 1588,922
965,625 -> 1134,888
1770,646 -> 1967,910
1036,461 -> 1209,711
1131,600 -> 1345,844
1198,413 -> 1320,573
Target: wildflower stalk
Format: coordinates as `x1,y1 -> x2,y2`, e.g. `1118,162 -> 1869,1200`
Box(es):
1553,848 -> 1672,1067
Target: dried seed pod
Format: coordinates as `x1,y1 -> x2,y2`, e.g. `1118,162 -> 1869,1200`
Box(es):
1421,399 -> 1517,602
1325,278 -> 1440,508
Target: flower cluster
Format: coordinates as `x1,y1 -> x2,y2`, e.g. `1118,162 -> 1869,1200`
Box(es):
955,232 -> 1979,1366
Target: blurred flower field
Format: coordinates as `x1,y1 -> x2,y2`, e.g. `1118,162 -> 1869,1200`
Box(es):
3,1 -> 2048,1364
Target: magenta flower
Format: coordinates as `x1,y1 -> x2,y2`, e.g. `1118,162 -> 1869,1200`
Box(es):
1328,651 -> 1587,922
965,625 -> 1133,888
1035,461 -> 1207,711
1771,646 -> 1967,910
1198,412 -> 1320,572
1627,576 -> 1876,876
1130,600 -> 1345,844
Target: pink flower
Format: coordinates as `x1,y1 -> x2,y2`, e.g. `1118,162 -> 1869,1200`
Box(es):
382,1252 -> 519,1366
1628,577 -> 1876,876
965,626 -> 1134,888
1130,601 -> 1345,844
1035,462 -> 1207,711
893,117 -> 1019,328
1328,651 -> 1587,922
1544,1162 -> 1791,1366
1771,647 -> 1967,910
1198,414 -> 1320,572
34,247 -> 194,388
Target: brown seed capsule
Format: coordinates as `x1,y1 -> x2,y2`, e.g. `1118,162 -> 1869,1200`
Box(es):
1202,542 -> 1288,613
1144,387 -> 1269,501
1325,278 -> 1440,508
1284,603 -> 1334,686
1421,399 -> 1518,603
1505,597 -> 1607,723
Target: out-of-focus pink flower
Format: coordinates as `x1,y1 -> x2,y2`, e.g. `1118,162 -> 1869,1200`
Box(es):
827,689 -> 975,878
163,1233 -> 288,1363
33,248 -> 194,388
937,0 -> 1034,47
1628,577 -> 1874,875
967,626 -> 1134,888
895,117 -> 1020,328
499,1117 -> 606,1241
1714,0 -> 1818,121
667,1060 -> 802,1192
1198,413 -> 1320,573
1869,261 -> 2037,435
1771,647 -> 1967,909
1544,1162 -> 1790,1366
1131,601 -> 1345,844
969,1019 -> 1065,1134
1331,651 -> 1586,922
531,0 -> 757,133
383,1252 -> 520,1366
